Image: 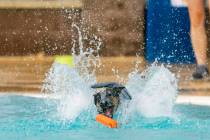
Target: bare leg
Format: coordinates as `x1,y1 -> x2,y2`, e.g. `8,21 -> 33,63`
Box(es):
187,0 -> 207,65
186,0 -> 208,79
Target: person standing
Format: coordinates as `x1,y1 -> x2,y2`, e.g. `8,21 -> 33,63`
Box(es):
185,0 -> 209,79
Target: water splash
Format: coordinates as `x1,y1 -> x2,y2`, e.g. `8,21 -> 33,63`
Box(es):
42,63 -> 94,121
42,24 -> 102,122
42,21 -> 178,124
71,23 -> 102,82
126,64 -> 178,118
43,61 -> 178,123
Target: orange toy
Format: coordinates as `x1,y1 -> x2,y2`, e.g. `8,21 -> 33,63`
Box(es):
96,114 -> 117,128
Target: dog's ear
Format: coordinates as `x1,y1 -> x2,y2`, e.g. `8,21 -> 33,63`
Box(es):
121,88 -> 132,100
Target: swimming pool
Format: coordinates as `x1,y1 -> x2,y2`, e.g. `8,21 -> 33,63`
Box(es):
0,94 -> 210,140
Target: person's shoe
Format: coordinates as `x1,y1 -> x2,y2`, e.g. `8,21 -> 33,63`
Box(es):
192,65 -> 209,79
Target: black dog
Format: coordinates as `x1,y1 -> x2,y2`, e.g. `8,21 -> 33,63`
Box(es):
91,82 -> 132,118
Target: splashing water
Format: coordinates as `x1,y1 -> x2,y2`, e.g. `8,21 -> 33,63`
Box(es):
43,62 -> 178,124
71,23 -> 102,82
42,22 -> 178,124
43,63 -> 94,121
126,64 -> 178,118
42,24 -> 102,122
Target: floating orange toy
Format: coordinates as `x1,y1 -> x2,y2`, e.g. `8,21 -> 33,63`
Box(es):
96,114 -> 117,128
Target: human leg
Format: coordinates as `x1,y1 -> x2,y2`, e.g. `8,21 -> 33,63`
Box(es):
186,0 -> 208,79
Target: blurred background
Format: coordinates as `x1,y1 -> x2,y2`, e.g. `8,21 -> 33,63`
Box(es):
0,0 -> 145,56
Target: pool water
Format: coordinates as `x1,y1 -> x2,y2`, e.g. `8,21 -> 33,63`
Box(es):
0,95 -> 210,140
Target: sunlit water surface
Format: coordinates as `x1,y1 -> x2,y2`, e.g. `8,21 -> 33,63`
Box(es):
0,95 -> 210,140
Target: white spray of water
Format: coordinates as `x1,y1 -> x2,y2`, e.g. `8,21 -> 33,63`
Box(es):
71,23 -> 102,82
43,63 -> 94,121
42,21 -> 178,122
42,24 -> 102,122
126,64 -> 178,118
43,62 -> 178,122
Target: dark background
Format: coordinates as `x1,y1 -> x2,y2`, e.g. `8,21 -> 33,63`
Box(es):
0,0 -> 145,56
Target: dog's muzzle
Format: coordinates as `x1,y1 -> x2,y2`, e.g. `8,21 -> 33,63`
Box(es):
94,93 -> 115,118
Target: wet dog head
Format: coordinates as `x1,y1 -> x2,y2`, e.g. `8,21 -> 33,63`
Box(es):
93,88 -> 120,118
91,82 -> 132,118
